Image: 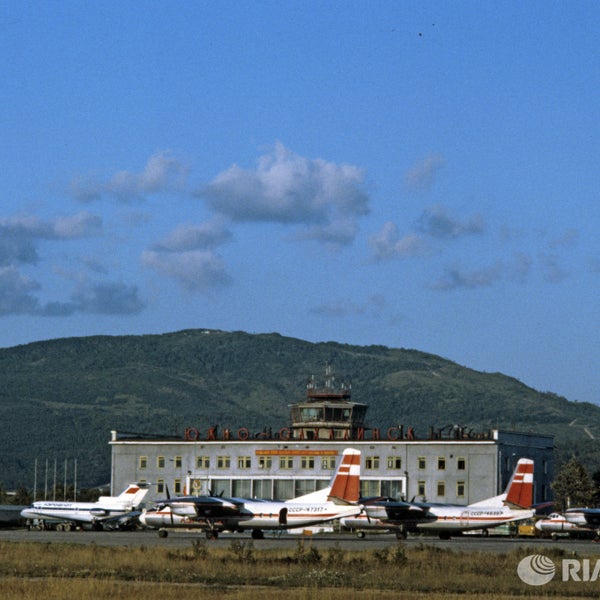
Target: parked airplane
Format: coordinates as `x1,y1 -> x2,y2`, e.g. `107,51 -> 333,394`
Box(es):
341,457 -> 535,539
561,507 -> 600,537
21,483 -> 149,531
139,448 -> 361,539
535,512 -> 594,538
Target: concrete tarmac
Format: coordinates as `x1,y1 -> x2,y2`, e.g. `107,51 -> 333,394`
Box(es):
2,527 -> 600,555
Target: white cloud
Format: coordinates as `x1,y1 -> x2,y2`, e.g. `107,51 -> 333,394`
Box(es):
418,205 -> 485,239
142,249 -> 231,292
71,150 -> 189,202
369,222 -> 429,261
153,218 -> 232,253
0,266 -> 143,316
0,267 -> 41,315
0,212 -> 102,266
431,263 -> 504,291
69,281 -> 145,314
200,142 -> 370,245
404,153 -> 445,192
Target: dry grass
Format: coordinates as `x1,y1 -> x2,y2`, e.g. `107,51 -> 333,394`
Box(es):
0,539 -> 597,599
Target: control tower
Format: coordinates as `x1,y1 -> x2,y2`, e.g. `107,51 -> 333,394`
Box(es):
289,365 -> 368,440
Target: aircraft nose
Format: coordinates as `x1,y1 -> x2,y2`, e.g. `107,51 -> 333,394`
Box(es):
138,511 -> 147,526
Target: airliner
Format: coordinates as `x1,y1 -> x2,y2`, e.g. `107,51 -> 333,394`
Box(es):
535,512 -> 593,538
21,483 -> 149,531
341,458 -> 535,539
140,448 -> 361,539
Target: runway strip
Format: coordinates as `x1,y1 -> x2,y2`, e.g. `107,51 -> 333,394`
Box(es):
2,528 -> 599,555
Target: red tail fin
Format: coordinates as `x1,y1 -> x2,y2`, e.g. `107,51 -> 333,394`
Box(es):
505,458 -> 534,508
329,449 -> 361,503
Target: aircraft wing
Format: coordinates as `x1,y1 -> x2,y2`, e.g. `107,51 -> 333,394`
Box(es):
364,499 -> 435,525
159,496 -> 244,519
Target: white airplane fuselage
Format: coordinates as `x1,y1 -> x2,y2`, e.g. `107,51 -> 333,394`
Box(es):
21,501 -> 137,524
535,513 -> 582,533
21,483 -> 149,526
342,504 -> 534,533
141,499 -> 361,531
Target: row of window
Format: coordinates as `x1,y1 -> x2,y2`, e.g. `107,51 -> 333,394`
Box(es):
138,478 -> 465,500
138,455 -> 467,471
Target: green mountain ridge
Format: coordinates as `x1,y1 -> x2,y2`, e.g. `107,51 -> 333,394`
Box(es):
0,329 -> 598,489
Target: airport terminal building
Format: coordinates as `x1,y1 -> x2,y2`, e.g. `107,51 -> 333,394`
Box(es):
110,375 -> 554,506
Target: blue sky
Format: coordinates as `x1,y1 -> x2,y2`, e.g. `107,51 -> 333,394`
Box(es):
1,1 -> 598,404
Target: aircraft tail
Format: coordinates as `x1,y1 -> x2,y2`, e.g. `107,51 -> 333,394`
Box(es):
100,483 -> 149,507
288,449 -> 361,504
504,458 -> 534,508
469,458 -> 534,508
328,448 -> 361,504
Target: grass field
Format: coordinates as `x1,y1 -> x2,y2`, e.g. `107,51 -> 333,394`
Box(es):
0,538 -> 598,599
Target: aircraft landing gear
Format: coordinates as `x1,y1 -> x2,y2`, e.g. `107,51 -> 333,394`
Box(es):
251,529 -> 265,540
205,530 -> 219,540
158,529 -> 168,538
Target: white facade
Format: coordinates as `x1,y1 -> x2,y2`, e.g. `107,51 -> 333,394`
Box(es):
110,429 -> 553,506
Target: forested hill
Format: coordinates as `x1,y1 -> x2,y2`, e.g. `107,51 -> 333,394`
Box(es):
1,329 -> 599,489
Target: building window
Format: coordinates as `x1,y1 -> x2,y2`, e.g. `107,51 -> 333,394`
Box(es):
361,480 -> 380,497
237,456 -> 251,469
457,481 -> 465,498
253,479 -> 272,498
438,457 -> 446,470
418,457 -> 426,470
321,456 -> 336,470
174,456 -> 182,469
139,456 -> 147,470
457,457 -> 466,470
157,456 -> 165,469
217,456 -> 230,469
196,456 -> 210,469
258,456 -> 272,469
211,480 -> 230,497
295,479 -> 316,497
174,479 -> 182,494
366,456 -> 380,470
232,479 -> 251,497
279,456 -> 294,470
274,479 -> 294,500
157,479 -> 165,494
417,481 -> 426,498
387,456 -> 402,470
301,456 -> 315,469
381,480 -> 403,499
437,481 -> 446,497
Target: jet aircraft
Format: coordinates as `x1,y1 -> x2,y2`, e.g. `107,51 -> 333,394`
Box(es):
341,457 -> 535,539
139,448 -> 361,539
21,483 -> 149,531
534,512 -> 595,538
